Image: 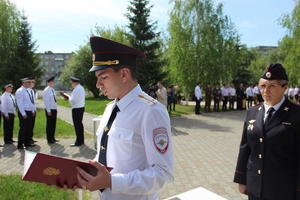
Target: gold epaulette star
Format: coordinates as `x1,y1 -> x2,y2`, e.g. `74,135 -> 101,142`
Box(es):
284,107 -> 289,111
100,146 -> 106,150
138,94 -> 156,105
249,120 -> 256,124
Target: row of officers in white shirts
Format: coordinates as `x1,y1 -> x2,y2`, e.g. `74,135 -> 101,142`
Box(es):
0,76 -> 86,149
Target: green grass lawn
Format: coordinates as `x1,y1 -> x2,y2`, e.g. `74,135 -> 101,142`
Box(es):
0,174 -> 89,200
168,104 -> 195,117
0,109 -> 78,139
57,97 -> 111,116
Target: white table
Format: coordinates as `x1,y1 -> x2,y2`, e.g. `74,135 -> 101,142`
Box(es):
163,187 -> 228,200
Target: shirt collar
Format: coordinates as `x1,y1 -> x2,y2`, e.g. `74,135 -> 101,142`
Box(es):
116,84 -> 142,112
264,96 -> 285,113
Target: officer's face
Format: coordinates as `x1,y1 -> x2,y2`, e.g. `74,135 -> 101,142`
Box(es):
258,78 -> 288,106
95,68 -> 124,99
6,87 -> 13,93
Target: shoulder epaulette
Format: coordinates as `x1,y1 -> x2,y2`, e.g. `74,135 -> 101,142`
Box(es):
138,94 -> 157,105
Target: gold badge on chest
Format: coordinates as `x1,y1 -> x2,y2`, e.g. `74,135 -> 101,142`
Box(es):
247,120 -> 256,131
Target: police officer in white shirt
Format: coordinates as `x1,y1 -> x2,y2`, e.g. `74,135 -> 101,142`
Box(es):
1,83 -> 16,144
61,77 -> 85,146
246,85 -> 254,109
68,37 -> 174,200
194,82 -> 202,114
43,76 -> 58,144
28,77 -> 37,145
16,78 -> 36,149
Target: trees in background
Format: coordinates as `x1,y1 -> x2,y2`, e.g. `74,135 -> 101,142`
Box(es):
278,0 -> 300,85
126,0 -> 166,91
0,0 -> 41,88
167,0 -> 245,98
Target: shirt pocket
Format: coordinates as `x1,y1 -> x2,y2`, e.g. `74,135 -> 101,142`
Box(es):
108,127 -> 134,161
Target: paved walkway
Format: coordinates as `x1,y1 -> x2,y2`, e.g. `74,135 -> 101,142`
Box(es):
0,102 -> 248,200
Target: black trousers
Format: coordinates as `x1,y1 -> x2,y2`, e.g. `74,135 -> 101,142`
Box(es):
229,96 -> 236,110
29,112 -> 36,142
3,113 -> 15,143
222,96 -> 228,111
72,107 -> 84,145
195,99 -> 201,114
18,111 -> 34,146
204,98 -> 211,112
236,97 -> 243,110
214,98 -> 220,111
45,109 -> 57,142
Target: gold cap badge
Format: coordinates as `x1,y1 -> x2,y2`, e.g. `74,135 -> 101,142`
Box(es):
266,72 -> 271,78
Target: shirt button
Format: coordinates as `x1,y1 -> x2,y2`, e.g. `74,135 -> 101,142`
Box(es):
258,170 -> 261,175
259,138 -> 263,143
258,154 -> 262,159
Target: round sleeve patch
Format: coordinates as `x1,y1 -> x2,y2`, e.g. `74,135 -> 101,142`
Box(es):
153,127 -> 169,154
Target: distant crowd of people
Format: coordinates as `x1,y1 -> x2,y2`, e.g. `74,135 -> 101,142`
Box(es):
194,82 -> 300,115
148,81 -> 179,113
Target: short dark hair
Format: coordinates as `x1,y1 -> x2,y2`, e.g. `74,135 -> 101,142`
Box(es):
111,65 -> 137,80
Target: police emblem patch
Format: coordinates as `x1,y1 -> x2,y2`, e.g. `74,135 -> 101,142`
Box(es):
153,127 -> 169,154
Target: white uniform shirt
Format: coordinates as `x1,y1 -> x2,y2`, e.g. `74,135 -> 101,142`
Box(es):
288,88 -> 295,97
229,87 -> 236,96
253,86 -> 260,95
263,96 -> 285,122
1,92 -> 16,117
194,85 -> 202,100
16,86 -> 36,115
65,84 -> 85,108
156,87 -> 167,107
221,87 -> 229,96
43,86 -> 57,112
246,87 -> 254,98
294,88 -> 299,96
94,85 -> 174,200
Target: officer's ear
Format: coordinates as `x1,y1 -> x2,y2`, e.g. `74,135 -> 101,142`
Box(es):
120,67 -> 130,82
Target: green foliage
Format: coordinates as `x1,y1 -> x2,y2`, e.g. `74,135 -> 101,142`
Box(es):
126,0 -> 166,91
57,97 -> 111,115
278,0 -> 300,85
167,0 -> 244,98
0,0 -> 20,87
14,15 -> 42,87
0,174 -> 77,200
0,1 -> 41,88
0,109 -> 79,138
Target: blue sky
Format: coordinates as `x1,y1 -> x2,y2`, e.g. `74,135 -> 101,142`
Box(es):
11,0 -> 295,53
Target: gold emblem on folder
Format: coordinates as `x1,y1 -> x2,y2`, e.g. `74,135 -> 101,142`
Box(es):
43,167 -> 60,176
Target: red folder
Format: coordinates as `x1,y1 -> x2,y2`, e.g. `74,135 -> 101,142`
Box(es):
22,151 -> 112,188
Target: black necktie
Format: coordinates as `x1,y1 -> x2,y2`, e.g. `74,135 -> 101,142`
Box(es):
52,89 -> 57,102
10,94 -> 16,107
98,105 -> 120,166
265,107 -> 275,126
26,89 -> 34,104
31,90 -> 35,103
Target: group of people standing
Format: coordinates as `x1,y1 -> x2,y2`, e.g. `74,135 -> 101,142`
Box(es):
194,82 -> 300,115
0,76 -> 86,149
149,81 -> 177,113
